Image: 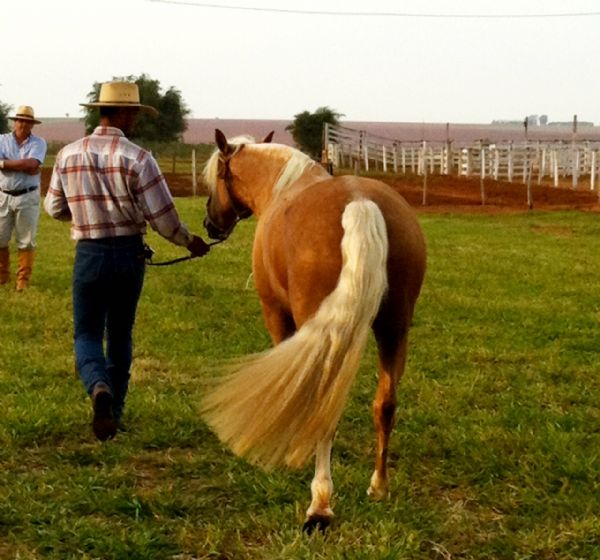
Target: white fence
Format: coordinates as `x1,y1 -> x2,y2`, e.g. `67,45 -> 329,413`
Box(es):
324,123 -> 600,189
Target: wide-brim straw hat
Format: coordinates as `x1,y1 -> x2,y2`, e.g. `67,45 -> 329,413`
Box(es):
9,105 -> 42,124
80,81 -> 159,117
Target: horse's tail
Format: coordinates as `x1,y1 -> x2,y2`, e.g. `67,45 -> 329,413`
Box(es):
200,199 -> 389,469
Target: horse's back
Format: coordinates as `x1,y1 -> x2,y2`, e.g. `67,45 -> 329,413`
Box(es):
285,175 -> 426,277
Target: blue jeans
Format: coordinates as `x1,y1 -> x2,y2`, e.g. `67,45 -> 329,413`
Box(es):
73,235 -> 145,421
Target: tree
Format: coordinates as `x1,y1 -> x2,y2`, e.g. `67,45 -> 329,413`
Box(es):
0,100 -> 11,134
286,106 -> 343,158
82,74 -> 190,142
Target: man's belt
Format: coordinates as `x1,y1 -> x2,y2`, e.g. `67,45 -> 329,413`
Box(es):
0,186 -> 38,196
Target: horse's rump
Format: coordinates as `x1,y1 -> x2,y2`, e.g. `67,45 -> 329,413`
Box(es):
256,177 -> 425,324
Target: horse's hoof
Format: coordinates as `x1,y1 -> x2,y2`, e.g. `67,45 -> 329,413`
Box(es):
367,484 -> 389,501
302,514 -> 332,535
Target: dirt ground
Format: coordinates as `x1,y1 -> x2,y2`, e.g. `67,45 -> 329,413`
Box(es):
41,168 -> 600,214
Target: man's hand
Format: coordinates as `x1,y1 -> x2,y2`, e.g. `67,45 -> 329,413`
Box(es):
187,235 -> 210,257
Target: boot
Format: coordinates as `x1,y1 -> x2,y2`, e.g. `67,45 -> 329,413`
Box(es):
16,249 -> 35,291
0,247 -> 9,285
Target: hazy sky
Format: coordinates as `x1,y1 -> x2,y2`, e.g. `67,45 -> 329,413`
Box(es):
3,0 -> 600,124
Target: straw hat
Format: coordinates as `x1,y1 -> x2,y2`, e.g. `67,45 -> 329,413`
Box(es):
9,106 -> 42,124
80,81 -> 159,116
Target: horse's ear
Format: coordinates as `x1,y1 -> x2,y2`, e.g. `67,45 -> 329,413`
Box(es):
215,129 -> 231,154
262,131 -> 275,143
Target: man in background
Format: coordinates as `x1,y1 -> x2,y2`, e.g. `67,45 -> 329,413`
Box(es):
45,81 -> 209,441
0,106 -> 47,290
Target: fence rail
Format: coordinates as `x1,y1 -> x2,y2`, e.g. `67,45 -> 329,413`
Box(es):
324,123 -> 600,189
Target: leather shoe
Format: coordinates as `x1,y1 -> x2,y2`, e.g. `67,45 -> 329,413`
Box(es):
91,383 -> 117,441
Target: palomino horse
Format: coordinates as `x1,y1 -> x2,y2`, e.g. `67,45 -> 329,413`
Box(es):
201,129 -> 426,533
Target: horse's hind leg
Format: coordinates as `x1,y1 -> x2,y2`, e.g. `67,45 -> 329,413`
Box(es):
368,329 -> 409,500
303,438 -> 334,534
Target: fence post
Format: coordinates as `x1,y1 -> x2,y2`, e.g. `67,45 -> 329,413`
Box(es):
539,147 -> 546,185
445,140 -> 453,175
527,160 -> 533,210
572,148 -> 579,189
591,150 -> 597,191
422,142 -> 428,205
480,148 -> 486,205
493,147 -> 500,180
465,148 -> 472,178
192,149 -> 197,197
322,122 -> 329,160
358,130 -> 364,172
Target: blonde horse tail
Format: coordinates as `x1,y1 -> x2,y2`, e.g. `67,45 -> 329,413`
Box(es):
200,199 -> 389,469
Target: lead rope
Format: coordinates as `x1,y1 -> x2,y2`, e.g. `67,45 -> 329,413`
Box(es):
145,239 -> 224,267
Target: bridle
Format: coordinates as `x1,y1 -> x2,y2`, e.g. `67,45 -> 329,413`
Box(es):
218,145 -> 253,220
204,144 -> 253,239
148,143 -> 257,266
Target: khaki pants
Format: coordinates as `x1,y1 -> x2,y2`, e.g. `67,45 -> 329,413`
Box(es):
0,189 -> 40,250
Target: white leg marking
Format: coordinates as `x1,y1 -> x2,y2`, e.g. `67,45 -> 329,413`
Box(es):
368,469 -> 389,500
306,439 -> 334,520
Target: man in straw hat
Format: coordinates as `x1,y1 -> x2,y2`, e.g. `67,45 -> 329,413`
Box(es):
0,105 -> 47,290
45,81 -> 210,441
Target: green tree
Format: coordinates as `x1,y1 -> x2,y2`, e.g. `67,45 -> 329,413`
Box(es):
82,74 -> 190,142
286,106 -> 343,158
0,100 -> 11,134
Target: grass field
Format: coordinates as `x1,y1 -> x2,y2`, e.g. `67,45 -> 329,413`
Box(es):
0,201 -> 599,559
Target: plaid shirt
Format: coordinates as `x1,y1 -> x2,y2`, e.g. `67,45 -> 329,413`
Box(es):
45,126 -> 192,246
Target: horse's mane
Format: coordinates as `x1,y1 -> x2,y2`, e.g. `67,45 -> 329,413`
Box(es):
271,146 -> 314,192
203,139 -> 314,195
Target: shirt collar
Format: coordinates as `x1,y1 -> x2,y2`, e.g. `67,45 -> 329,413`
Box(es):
92,126 -> 125,137
12,131 -> 31,146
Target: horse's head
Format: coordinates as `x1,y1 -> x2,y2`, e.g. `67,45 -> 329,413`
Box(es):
203,129 -> 274,241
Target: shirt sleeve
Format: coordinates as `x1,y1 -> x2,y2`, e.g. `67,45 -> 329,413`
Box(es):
30,136 -> 47,164
135,154 -> 193,247
44,158 -> 72,221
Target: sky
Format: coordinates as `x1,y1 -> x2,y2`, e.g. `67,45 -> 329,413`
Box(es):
2,0 -> 600,124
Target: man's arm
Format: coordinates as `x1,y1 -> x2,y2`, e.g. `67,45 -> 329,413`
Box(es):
0,158 -> 41,176
44,162 -> 72,221
136,155 -> 209,256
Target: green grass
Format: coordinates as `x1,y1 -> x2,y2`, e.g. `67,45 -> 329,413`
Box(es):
1,203 -> 599,559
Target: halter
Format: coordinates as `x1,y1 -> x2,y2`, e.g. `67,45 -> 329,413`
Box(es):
217,145 -> 253,220
204,144 -> 252,240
